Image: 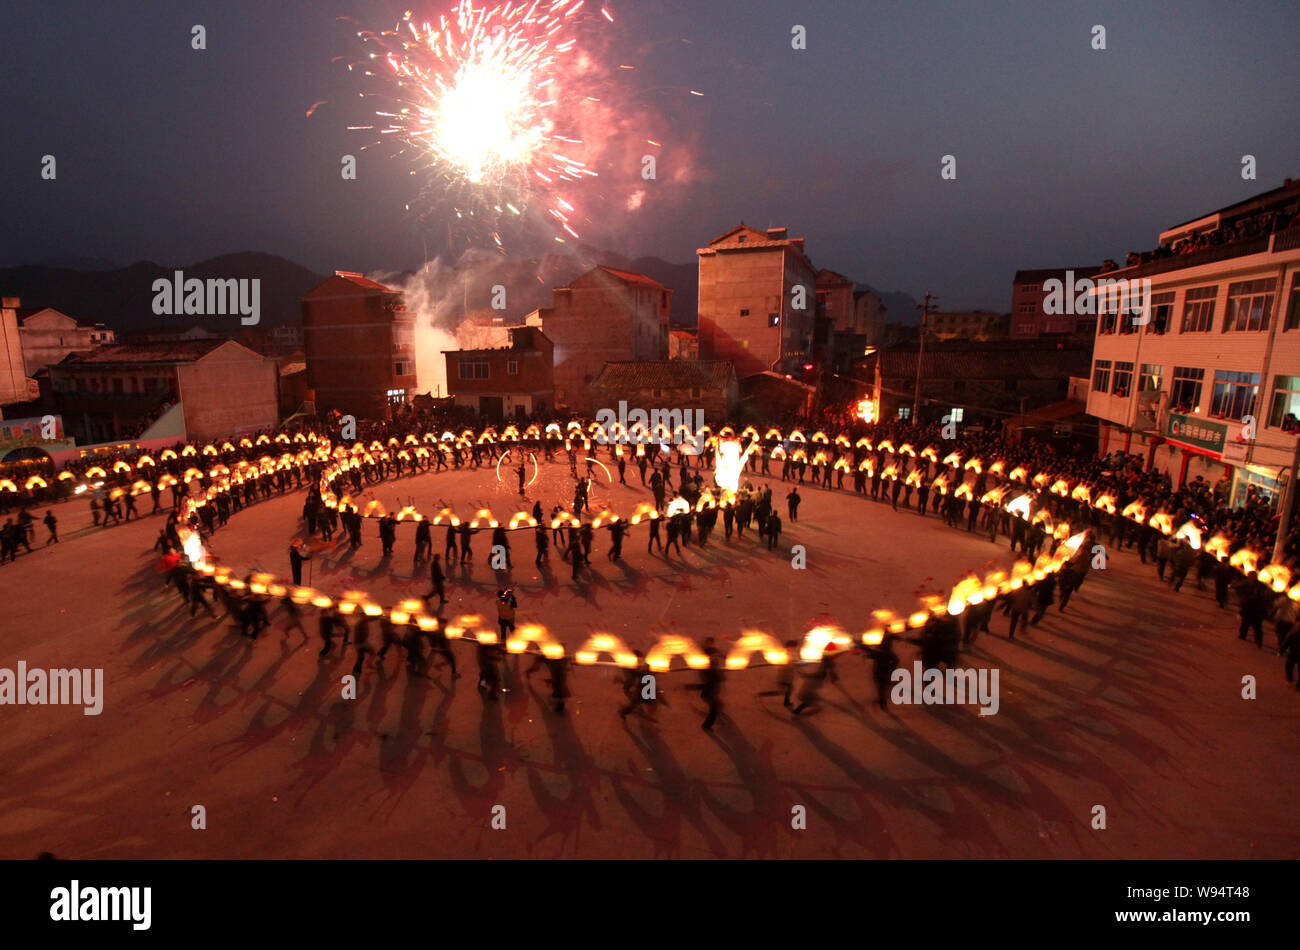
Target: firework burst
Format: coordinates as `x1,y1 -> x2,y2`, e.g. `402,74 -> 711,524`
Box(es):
348,0 -> 610,245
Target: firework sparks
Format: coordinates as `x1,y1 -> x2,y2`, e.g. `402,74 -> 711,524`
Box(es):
351,0 -> 606,239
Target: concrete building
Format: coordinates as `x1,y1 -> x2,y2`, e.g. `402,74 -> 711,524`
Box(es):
530,266 -> 671,412
301,271 -> 415,421
853,289 -> 887,349
0,297 -> 29,407
442,325 -> 554,420
1086,178 -> 1300,503
697,223 -> 817,377
669,329 -> 699,361
1011,267 -> 1103,339
48,339 -> 279,444
272,324 -> 304,352
926,310 -> 1010,341
18,307 -> 114,376
588,360 -> 738,420
861,340 -> 1091,427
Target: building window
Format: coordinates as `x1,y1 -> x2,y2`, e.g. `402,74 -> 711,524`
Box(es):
1224,278 -> 1276,332
1112,361 -> 1134,398
1098,310 -> 1118,334
897,407 -> 910,420
507,359 -> 518,375
1170,366 -> 1205,413
1210,370 -> 1259,420
1285,274 -> 1300,330
394,361 -> 406,376
386,388 -> 406,407
1092,359 -> 1112,394
1140,363 -> 1163,392
459,357 -> 489,380
690,387 -> 701,398
739,308 -> 749,317
769,314 -> 780,327
1147,291 -> 1174,334
1180,285 -> 1217,333
1017,302 -> 1036,313
1269,375 -> 1300,431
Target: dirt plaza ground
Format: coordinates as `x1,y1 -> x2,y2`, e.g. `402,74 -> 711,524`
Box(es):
1,457 -> 1297,859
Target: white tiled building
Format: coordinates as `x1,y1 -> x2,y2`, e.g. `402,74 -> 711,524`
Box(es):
1086,178 -> 1300,504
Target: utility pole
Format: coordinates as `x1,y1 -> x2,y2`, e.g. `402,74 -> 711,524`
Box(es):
913,293 -> 936,422
1272,436 -> 1300,565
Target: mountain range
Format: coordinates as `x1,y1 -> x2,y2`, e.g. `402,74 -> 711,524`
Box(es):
1,251 -> 918,332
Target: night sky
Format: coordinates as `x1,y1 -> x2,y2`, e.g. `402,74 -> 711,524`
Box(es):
3,0 -> 1298,310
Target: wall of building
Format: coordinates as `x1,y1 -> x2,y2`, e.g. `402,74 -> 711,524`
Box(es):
540,270 -> 668,411
586,383 -> 735,420
444,329 -> 554,417
176,342 -> 279,440
1086,240 -> 1300,476
0,300 -> 27,406
698,245 -> 801,376
302,279 -> 416,420
20,311 -> 111,376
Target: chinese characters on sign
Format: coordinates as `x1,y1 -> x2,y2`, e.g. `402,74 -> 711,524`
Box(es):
1166,413 -> 1228,453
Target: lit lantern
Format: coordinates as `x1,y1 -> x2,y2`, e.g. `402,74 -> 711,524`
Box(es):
1258,563 -> 1291,592
799,624 -> 854,662
725,632 -> 789,670
443,615 -> 485,639
646,635 -> 709,672
1173,521 -> 1202,550
506,623 -> 565,659
575,633 -> 638,667
1230,548 -> 1259,576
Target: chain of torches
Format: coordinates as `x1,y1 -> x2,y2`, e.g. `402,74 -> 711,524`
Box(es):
10,421 -> 1290,672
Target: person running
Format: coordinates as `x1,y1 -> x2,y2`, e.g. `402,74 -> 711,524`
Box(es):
426,554 -> 448,605
791,654 -> 834,716
496,588 -> 518,643
618,651 -> 654,721
43,510 -> 58,545
534,524 -> 549,566
699,639 -> 723,730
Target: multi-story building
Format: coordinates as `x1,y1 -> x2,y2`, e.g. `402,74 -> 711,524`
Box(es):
442,325 -> 554,420
853,289 -> 887,349
697,224 -> 817,377
18,307 -> 114,376
529,265 -> 671,412
863,340 -> 1090,427
48,339 -> 279,444
272,324 -> 304,353
1086,178 -> 1300,503
301,271 -> 415,420
668,329 -> 699,361
926,310 -> 1010,341
0,297 -> 29,407
1011,267 -> 1103,339
588,361 -> 738,421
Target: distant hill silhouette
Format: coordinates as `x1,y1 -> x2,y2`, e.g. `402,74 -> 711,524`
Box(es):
0,253 -> 327,331
1,248 -> 910,335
